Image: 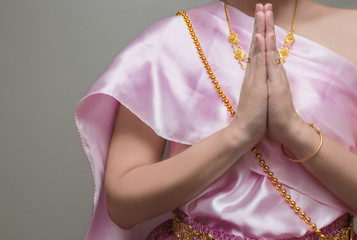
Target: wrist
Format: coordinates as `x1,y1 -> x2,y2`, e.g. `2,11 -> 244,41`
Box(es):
271,112 -> 305,144
281,121 -> 322,160
225,117 -> 262,153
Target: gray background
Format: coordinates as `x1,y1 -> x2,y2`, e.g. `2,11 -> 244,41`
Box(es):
0,0 -> 356,239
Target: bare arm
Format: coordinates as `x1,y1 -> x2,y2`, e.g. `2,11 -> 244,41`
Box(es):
281,121 -> 357,211
105,105 -> 252,229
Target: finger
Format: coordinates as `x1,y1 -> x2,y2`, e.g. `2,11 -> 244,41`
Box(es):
255,4 -> 265,37
245,5 -> 267,84
246,33 -> 266,80
264,3 -> 273,12
265,9 -> 282,73
265,10 -> 278,53
254,4 -> 265,38
254,33 -> 267,68
246,32 -> 266,73
248,4 -> 265,58
267,33 -> 290,85
255,33 -> 266,53
266,32 -> 280,70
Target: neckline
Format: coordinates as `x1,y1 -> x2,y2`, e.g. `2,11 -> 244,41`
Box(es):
207,0 -> 357,70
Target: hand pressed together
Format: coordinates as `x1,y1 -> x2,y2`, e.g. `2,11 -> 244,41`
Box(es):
233,4 -> 305,147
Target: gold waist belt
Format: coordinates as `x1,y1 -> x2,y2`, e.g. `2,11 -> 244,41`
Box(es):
173,210 -> 355,240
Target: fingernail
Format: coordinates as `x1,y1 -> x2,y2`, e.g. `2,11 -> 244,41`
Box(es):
256,3 -> 263,11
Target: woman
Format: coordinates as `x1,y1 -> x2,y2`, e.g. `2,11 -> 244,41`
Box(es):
75,0 -> 357,239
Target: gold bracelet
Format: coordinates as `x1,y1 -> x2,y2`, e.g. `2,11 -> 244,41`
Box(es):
281,123 -> 323,163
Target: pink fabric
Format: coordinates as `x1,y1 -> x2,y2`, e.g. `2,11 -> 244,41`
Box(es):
74,0 -> 357,239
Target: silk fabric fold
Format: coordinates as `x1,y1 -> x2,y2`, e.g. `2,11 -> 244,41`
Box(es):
74,1 -> 357,239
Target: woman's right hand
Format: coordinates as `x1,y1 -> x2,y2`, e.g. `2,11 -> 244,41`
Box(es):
231,4 -> 268,146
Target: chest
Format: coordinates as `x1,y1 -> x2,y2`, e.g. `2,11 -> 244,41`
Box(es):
295,16 -> 357,67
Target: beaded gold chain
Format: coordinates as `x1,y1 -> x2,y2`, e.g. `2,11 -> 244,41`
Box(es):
176,10 -> 355,240
224,0 -> 298,69
176,11 -> 236,117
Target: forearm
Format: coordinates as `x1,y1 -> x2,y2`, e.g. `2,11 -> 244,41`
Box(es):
106,124 -> 252,229
282,122 -> 357,211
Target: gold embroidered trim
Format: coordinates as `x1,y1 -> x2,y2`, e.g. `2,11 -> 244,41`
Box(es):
173,211 -> 355,240
173,212 -> 216,240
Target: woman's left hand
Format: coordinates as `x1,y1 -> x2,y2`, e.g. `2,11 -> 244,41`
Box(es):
264,4 -> 305,145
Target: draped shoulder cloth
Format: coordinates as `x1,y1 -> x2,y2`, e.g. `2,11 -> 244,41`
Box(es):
75,1 -> 357,239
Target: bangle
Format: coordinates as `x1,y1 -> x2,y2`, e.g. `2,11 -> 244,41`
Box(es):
281,123 -> 323,163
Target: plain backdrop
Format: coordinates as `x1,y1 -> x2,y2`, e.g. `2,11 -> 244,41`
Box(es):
0,0 -> 356,239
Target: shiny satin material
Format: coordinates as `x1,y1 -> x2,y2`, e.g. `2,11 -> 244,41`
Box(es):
74,1 -> 357,239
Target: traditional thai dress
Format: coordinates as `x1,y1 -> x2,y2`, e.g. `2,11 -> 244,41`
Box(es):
74,1 -> 357,239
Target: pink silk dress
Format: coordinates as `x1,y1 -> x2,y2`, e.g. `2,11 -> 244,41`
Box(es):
74,1 -> 357,239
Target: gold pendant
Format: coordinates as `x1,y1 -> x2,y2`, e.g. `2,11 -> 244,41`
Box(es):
234,48 -> 245,62
279,33 -> 295,63
228,32 -> 247,69
228,32 -> 238,43
279,47 -> 290,63
285,33 -> 295,44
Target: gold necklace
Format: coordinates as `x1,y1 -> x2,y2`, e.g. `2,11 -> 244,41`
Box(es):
224,0 -> 298,69
175,10 -> 355,240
